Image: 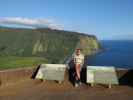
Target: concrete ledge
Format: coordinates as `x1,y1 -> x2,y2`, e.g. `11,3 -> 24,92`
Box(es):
0,67 -> 35,87
0,66 -> 133,87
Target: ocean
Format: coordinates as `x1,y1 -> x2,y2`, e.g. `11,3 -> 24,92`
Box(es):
87,40 -> 133,69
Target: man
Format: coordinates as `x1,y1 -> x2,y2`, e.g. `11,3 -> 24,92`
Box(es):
73,48 -> 84,87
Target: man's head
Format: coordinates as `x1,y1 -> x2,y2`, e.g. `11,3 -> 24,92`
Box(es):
76,48 -> 81,55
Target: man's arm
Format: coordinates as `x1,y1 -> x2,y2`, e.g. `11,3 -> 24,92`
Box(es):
81,55 -> 85,66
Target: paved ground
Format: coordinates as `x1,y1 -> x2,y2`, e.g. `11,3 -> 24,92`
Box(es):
0,78 -> 133,100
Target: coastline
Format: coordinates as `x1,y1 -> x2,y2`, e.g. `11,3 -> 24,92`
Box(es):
87,40 -> 133,69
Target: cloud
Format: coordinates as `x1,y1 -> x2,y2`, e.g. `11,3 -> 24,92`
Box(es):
0,17 -> 63,30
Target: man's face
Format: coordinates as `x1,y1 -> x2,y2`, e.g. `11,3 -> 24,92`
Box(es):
76,49 -> 81,55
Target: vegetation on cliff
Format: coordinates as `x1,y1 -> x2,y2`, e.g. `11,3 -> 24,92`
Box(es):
0,27 -> 100,69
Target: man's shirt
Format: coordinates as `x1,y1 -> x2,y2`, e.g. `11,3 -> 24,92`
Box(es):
73,53 -> 84,64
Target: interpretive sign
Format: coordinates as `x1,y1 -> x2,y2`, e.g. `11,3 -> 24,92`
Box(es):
87,66 -> 119,87
35,64 -> 67,83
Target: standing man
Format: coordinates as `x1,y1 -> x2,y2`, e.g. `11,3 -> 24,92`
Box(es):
73,48 -> 84,87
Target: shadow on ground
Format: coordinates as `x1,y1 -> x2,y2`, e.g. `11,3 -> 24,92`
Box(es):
118,70 -> 133,87
31,65 -> 41,79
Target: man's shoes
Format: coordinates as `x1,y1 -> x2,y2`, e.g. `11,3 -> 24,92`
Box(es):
74,79 -> 82,87
75,79 -> 79,87
79,81 -> 82,85
75,82 -> 79,87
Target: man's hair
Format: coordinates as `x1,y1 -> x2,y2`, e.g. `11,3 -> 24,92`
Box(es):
76,48 -> 81,50
76,48 -> 83,51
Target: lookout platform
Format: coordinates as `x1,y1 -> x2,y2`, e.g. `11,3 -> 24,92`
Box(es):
0,67 -> 133,100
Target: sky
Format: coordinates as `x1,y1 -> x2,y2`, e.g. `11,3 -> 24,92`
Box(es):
0,0 -> 133,40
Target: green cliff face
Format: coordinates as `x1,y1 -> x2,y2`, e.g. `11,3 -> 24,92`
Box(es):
77,35 -> 100,55
0,27 -> 100,68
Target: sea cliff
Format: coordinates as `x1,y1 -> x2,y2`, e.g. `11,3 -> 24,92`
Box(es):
0,27 -> 101,68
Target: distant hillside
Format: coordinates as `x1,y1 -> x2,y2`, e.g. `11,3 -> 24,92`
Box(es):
0,27 -> 100,67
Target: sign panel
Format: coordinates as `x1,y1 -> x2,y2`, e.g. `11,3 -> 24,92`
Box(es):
36,64 -> 66,82
87,66 -> 119,85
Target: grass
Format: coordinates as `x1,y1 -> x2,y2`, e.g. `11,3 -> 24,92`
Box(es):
0,56 -> 48,70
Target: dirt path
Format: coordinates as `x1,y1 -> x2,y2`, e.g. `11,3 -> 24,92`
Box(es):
0,78 -> 133,100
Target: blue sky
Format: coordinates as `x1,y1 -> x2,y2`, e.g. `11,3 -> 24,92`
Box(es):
0,0 -> 133,40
